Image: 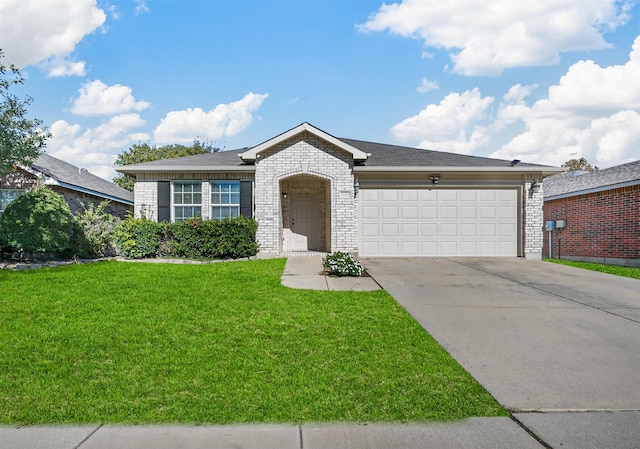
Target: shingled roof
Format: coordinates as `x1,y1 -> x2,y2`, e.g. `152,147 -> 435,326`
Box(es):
544,160 -> 640,200
31,153 -> 134,205
118,136 -> 555,173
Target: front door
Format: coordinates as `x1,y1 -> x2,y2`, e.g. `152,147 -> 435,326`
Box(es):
290,190 -> 320,251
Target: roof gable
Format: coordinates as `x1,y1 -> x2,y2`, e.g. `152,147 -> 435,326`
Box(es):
239,122 -> 369,162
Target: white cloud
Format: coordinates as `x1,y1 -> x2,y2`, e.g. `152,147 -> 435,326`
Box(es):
40,55 -> 87,78
154,92 -> 269,145
47,115 -> 149,180
0,0 -> 106,70
392,88 -> 494,154
491,35 -> 640,167
360,0 -> 630,75
392,35 -> 640,168
71,80 -> 150,116
417,77 -> 439,93
134,0 -> 150,16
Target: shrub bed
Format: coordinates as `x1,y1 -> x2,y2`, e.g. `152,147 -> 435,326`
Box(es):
113,216 -> 259,260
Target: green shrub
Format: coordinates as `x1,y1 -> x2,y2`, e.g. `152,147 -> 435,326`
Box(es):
113,215 -> 259,260
74,201 -> 121,258
0,187 -> 75,258
323,251 -> 365,277
168,216 -> 258,259
113,217 -> 165,259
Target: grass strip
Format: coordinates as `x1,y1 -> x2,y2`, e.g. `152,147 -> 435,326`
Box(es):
544,258 -> 640,279
0,259 -> 505,424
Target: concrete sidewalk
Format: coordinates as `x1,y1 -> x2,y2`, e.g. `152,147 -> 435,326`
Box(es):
0,419 -> 548,449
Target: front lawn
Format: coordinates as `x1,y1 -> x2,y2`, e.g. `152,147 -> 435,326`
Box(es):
0,259 -> 505,424
545,258 -> 640,279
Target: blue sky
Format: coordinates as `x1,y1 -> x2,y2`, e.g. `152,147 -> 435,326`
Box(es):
1,0 -> 639,180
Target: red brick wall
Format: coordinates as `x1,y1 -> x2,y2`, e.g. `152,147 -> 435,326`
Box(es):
543,184 -> 640,261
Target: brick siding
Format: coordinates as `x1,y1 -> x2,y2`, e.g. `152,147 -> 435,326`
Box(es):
543,184 -> 640,264
254,132 -> 357,255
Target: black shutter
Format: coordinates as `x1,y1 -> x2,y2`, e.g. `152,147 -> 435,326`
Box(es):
157,181 -> 171,222
240,180 -> 253,218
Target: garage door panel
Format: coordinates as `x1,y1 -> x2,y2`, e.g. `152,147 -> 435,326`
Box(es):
401,205 -> 419,219
478,206 -> 497,219
460,223 -> 477,236
361,205 -> 380,219
439,241 -> 458,255
381,190 -> 399,201
440,206 -> 457,219
381,241 -> 399,255
498,206 -> 516,219
421,241 -> 438,254
440,223 -> 458,236
401,223 -> 419,236
421,223 -> 438,236
459,241 -> 478,255
359,188 -> 518,257
401,241 -> 419,254
381,206 -> 399,219
439,190 -> 458,202
362,223 -> 379,237
381,223 -> 399,236
459,206 -> 476,219
421,206 -> 438,218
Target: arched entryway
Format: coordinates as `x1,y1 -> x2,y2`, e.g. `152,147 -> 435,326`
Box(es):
280,175 -> 331,252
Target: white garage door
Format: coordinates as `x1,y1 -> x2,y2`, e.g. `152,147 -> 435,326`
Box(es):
358,189 -> 518,257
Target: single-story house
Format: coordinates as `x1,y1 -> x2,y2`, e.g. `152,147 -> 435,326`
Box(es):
543,160 -> 640,267
117,122 -> 562,258
0,153 -> 134,219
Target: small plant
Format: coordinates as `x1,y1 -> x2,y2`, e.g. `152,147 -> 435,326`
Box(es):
323,251 -> 365,277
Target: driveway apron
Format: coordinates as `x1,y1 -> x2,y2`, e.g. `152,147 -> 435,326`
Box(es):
363,258 -> 640,413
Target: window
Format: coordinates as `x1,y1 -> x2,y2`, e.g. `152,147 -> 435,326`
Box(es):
173,182 -> 202,222
211,181 -> 240,219
0,189 -> 25,215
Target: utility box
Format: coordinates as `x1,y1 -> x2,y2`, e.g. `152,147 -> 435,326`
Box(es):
555,220 -> 566,229
545,221 -> 555,231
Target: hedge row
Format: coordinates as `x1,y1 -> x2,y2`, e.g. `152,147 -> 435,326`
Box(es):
113,216 -> 259,259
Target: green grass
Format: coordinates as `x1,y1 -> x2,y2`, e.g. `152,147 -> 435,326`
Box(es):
545,258 -> 640,279
0,259 -> 505,424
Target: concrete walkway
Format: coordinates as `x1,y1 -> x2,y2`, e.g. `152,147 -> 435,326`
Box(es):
3,256 -> 638,448
280,255 -> 381,291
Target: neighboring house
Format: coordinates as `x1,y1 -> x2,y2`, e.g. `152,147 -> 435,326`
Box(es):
0,153 -> 134,219
543,160 -> 640,267
117,122 -> 561,258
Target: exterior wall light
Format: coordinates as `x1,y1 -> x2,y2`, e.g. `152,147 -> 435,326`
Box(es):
354,178 -> 360,196
430,175 -> 440,185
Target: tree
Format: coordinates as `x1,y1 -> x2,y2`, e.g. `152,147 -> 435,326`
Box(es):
113,140 -> 220,191
0,50 -> 50,174
562,157 -> 598,172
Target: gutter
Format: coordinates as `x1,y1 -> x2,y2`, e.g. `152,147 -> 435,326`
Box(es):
44,179 -> 134,206
354,166 -> 564,176
116,165 -> 256,174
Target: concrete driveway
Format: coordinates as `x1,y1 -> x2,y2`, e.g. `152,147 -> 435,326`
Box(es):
364,258 -> 640,411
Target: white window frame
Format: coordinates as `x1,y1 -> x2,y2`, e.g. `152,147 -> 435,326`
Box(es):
172,181 -> 202,222
0,189 -> 25,215
210,181 -> 240,220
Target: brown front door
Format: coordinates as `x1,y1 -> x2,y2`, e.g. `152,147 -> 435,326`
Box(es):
290,190 -> 320,251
